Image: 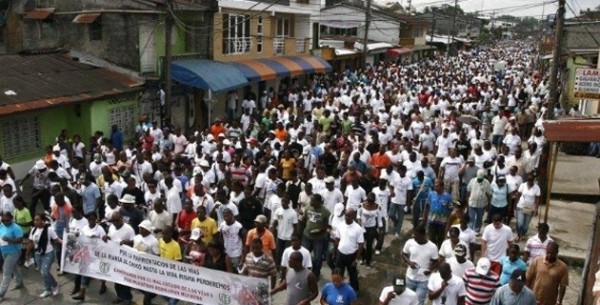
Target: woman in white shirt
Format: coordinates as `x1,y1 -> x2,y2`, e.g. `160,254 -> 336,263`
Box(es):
515,177 -> 541,242
72,212 -> 107,301
29,213 -> 61,298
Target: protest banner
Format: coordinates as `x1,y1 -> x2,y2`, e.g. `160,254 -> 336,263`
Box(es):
61,233 -> 269,305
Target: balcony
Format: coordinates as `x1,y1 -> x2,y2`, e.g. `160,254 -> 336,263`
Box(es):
223,37 -> 252,55
273,37 -> 309,56
273,37 -> 285,55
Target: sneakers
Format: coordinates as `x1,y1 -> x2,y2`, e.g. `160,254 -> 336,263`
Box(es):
375,250 -> 381,255
24,258 -> 35,268
39,291 -> 52,298
52,285 -> 60,296
394,233 -> 400,238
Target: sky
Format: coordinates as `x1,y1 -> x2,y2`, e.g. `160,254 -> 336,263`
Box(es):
376,0 -> 599,18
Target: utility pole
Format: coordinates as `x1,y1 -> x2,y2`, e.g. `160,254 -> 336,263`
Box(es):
362,0 -> 372,66
430,9 -> 436,44
547,0 -> 565,120
163,0 -> 174,128
450,0 -> 458,57
406,0 -> 412,14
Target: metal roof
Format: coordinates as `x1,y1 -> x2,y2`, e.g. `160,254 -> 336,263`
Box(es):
24,8 -> 55,20
0,53 -> 144,116
72,13 -> 101,24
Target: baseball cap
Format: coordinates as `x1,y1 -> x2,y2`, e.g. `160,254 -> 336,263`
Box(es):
510,269 -> 526,283
199,160 -> 210,167
477,169 -> 486,179
475,257 -> 491,275
467,155 -> 475,162
254,215 -> 268,224
138,220 -> 153,232
393,276 -> 406,287
325,176 -> 335,184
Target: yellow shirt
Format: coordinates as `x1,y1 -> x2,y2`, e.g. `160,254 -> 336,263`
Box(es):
190,217 -> 218,243
159,239 -> 182,261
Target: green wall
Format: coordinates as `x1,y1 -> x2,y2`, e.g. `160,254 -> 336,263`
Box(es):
155,12 -> 205,77
89,97 -> 139,141
565,56 -> 592,106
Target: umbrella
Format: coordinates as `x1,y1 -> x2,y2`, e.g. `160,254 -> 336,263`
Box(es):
457,115 -> 481,125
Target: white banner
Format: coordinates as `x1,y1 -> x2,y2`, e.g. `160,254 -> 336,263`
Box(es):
61,233 -> 269,305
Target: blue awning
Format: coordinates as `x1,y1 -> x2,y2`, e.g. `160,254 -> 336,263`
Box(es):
171,59 -> 248,93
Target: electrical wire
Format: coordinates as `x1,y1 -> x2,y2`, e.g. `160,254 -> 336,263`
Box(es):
564,1 -> 600,46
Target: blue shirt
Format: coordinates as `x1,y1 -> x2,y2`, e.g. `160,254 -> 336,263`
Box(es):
499,256 -> 528,285
426,191 -> 452,225
491,183 -> 509,208
412,177 -> 433,202
111,130 -> 124,151
81,183 -> 101,215
321,282 -> 357,305
0,222 -> 24,254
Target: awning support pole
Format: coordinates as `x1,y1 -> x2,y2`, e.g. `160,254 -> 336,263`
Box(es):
543,142 -> 559,224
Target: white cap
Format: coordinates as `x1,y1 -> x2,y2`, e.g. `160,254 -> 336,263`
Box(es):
35,160 -> 46,170
223,139 -> 231,146
138,220 -> 153,232
190,228 -> 203,241
199,160 -> 210,167
119,194 -> 136,204
476,257 -> 491,275
325,176 -> 335,183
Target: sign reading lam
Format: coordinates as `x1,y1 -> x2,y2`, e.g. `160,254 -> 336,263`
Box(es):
574,68 -> 600,99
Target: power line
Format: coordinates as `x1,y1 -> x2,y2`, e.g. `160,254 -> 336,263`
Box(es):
564,1 -> 600,46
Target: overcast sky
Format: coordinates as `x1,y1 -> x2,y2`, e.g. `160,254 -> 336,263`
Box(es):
376,0 -> 599,18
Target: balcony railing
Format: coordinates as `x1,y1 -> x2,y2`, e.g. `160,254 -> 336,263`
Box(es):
273,37 -> 285,55
295,39 -> 306,53
223,37 -> 252,55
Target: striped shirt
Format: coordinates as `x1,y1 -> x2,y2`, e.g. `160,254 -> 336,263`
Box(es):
525,234 -> 553,264
244,253 -> 277,279
463,268 -> 501,305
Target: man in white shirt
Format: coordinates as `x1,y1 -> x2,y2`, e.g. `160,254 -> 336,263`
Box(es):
333,209 -> 364,292
388,165 -> 413,237
279,233 -> 312,281
344,179 -> 367,211
102,211 -> 136,304
319,177 -> 344,214
427,263 -> 467,305
378,276 -> 418,305
403,224 -> 439,305
164,177 -> 181,225
270,195 -> 298,266
481,214 -> 513,275
439,149 -> 463,201
446,244 -> 474,279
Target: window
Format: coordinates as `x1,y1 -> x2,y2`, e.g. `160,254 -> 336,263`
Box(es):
110,104 -> 136,140
185,21 -> 203,53
320,25 -> 357,37
89,18 -> 102,41
276,17 -> 290,37
256,16 -> 263,53
412,27 -> 423,38
1,116 -> 40,158
222,13 -> 251,55
38,19 -> 55,39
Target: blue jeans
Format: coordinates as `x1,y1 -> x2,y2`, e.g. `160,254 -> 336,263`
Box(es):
389,203 -> 406,235
226,108 -> 236,122
406,278 -> 429,305
468,206 -> 486,233
0,251 -> 23,297
516,208 -> 534,237
412,200 -> 426,228
301,236 -> 328,278
35,250 -> 57,291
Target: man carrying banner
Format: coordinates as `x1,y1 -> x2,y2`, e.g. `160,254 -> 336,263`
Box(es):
102,211 -> 135,305
271,251 -> 318,305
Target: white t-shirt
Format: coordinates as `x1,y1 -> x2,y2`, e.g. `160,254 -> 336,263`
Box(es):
320,189 -> 344,214
441,156 -> 463,181
30,226 -> 58,254
333,221 -> 365,255
481,224 -> 513,261
344,186 -> 367,211
108,223 -> 135,243
80,225 -> 106,238
372,187 -> 391,218
218,221 -> 244,258
435,136 -> 453,158
517,183 -> 540,208
402,239 -> 439,281
492,116 -> 508,135
389,175 -> 413,205
378,286 -> 418,305
133,234 -> 159,255
427,273 -> 467,305
447,257 -> 475,278
273,207 -> 298,240
68,217 -> 89,235
439,239 -> 470,260
280,246 -> 312,269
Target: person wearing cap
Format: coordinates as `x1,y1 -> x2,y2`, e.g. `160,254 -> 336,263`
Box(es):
462,257 -> 501,305
490,269 -> 536,305
378,275 -> 418,305
466,169 -> 491,234
102,211 -> 135,304
320,176 -> 344,214
487,175 -> 510,224
427,262 -> 466,305
447,244 -> 474,279
20,160 -> 51,214
244,214 -> 276,258
119,194 -> 143,235
526,241 -> 568,305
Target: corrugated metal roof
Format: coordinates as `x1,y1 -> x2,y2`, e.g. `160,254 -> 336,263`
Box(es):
24,8 -> 55,20
72,13 -> 100,24
0,53 -> 144,116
